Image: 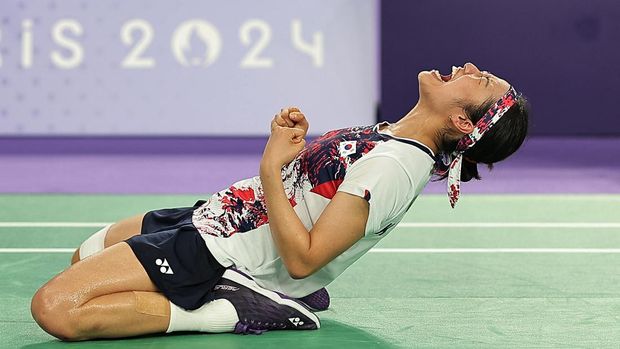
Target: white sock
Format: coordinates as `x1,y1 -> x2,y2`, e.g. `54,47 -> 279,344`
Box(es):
78,224 -> 111,260
166,299 -> 239,333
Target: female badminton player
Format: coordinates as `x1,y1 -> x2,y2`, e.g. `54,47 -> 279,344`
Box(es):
31,62 -> 529,340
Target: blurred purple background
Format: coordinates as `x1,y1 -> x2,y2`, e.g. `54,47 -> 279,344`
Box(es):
381,0 -> 620,136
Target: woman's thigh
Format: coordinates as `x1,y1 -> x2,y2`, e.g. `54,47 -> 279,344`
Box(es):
105,214 -> 145,247
38,205 -> 206,339
71,214 -> 146,264
32,243 -> 158,332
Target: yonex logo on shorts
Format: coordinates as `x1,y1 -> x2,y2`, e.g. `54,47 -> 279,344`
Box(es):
155,258 -> 174,275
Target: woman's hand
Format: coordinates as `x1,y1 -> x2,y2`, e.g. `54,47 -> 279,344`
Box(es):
273,107 -> 310,136
260,107 -> 309,173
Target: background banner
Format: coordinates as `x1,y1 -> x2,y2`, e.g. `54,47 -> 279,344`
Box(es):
0,0 -> 378,135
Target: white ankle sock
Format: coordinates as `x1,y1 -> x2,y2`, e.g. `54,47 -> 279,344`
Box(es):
166,299 -> 239,333
78,224 -> 111,260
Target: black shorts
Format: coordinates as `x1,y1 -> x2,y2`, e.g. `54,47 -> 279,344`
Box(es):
126,200 -> 226,310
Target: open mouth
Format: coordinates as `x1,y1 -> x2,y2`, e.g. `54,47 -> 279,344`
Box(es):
434,66 -> 461,83
433,70 -> 451,83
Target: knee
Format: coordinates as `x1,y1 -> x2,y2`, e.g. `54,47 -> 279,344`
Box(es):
31,285 -> 81,341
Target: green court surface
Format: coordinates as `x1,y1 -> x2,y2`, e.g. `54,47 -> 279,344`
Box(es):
1,194 -> 619,348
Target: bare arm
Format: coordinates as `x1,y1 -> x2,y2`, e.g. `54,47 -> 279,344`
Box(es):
260,109 -> 368,279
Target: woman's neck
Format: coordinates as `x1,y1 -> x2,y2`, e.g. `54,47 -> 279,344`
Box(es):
384,104 -> 442,155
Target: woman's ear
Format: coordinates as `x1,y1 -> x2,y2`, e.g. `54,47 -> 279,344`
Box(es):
450,114 -> 474,135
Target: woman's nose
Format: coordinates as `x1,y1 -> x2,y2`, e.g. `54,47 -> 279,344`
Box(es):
463,62 -> 481,74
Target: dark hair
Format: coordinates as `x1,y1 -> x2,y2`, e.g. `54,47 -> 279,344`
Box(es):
435,95 -> 529,182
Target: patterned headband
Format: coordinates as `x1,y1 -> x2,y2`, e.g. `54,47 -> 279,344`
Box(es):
447,86 -> 519,208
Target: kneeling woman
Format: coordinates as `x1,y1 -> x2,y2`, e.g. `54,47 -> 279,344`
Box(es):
31,62 -> 529,340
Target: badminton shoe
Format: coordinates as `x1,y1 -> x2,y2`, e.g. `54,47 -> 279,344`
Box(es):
297,288 -> 330,312
211,269 -> 320,334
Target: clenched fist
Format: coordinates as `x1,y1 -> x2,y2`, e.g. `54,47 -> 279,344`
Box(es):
271,107 -> 309,136
261,107 -> 310,172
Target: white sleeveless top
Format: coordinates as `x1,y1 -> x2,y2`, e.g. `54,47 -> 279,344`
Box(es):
192,123 -> 435,297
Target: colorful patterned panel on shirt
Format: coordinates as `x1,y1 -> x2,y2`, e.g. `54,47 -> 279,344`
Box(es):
194,125 -> 385,237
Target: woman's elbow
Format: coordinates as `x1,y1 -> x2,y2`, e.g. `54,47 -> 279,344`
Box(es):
286,263 -> 314,280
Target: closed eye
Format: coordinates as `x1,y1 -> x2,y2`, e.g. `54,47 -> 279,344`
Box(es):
477,74 -> 491,87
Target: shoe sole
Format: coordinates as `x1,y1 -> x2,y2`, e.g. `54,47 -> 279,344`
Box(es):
222,269 -> 321,329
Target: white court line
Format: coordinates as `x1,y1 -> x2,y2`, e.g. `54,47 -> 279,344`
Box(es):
370,248 -> 620,254
397,222 -> 620,229
3,248 -> 620,254
1,222 -> 620,228
0,248 -> 75,253
0,222 -> 109,228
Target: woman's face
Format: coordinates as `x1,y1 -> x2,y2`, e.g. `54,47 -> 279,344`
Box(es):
418,62 -> 511,115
